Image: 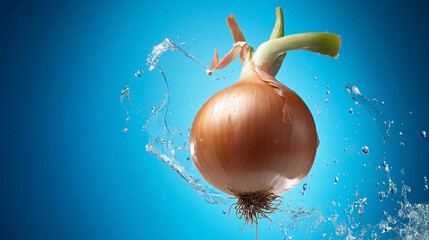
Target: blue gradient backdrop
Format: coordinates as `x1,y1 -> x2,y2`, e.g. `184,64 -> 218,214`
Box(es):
1,0 -> 429,239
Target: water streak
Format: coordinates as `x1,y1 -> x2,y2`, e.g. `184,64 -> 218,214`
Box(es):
345,83 -> 391,140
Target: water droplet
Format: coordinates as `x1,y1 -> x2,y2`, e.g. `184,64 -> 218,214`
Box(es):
399,131 -> 403,135
349,108 -> 353,114
326,90 -> 330,95
376,182 -> 379,186
126,116 -> 131,122
177,36 -> 180,39
314,76 -> 317,80
424,176 -> 428,191
382,160 -> 388,167
362,164 -> 366,168
192,38 -> 196,42
180,42 -> 187,46
382,210 -> 388,215
400,123 -> 404,126
120,86 -> 131,101
372,98 -> 377,102
361,146 -> 370,154
222,209 -> 226,214
381,101 -> 385,105
122,128 -> 128,133
376,166 -> 381,170
334,158 -> 337,163
379,192 -> 387,201
358,208 -> 364,215
151,106 -> 155,113
400,142 -> 405,147
334,177 -> 339,184
421,131 -> 427,138
325,98 -> 329,103
344,147 -> 347,152
302,183 -> 308,195
315,85 -> 318,88
409,111 -> 413,115
134,70 -> 143,77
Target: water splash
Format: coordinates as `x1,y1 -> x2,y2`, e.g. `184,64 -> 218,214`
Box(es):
272,183 -> 429,239
123,38 -> 224,204
345,83 -> 391,140
273,204 -> 337,238
147,38 -> 208,71
373,185 -> 429,239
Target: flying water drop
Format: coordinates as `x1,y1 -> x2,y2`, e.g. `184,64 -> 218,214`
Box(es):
302,183 -> 308,195
379,192 -> 387,201
424,176 -> 428,191
135,70 -> 143,77
361,146 -> 369,154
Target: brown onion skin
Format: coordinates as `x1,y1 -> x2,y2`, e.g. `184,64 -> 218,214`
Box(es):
190,67 -> 318,196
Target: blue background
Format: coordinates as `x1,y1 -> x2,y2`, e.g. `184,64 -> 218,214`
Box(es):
1,0 -> 428,239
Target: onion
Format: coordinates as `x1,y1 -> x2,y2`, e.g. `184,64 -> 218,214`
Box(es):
189,8 -> 341,231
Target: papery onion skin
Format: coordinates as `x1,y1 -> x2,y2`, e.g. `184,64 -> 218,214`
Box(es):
190,64 -> 319,197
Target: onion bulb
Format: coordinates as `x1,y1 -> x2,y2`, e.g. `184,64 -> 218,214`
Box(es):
189,8 -> 341,230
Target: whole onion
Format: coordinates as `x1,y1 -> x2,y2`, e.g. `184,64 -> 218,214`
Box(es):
189,8 -> 341,229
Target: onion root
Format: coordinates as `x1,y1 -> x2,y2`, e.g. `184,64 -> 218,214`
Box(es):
228,188 -> 283,232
